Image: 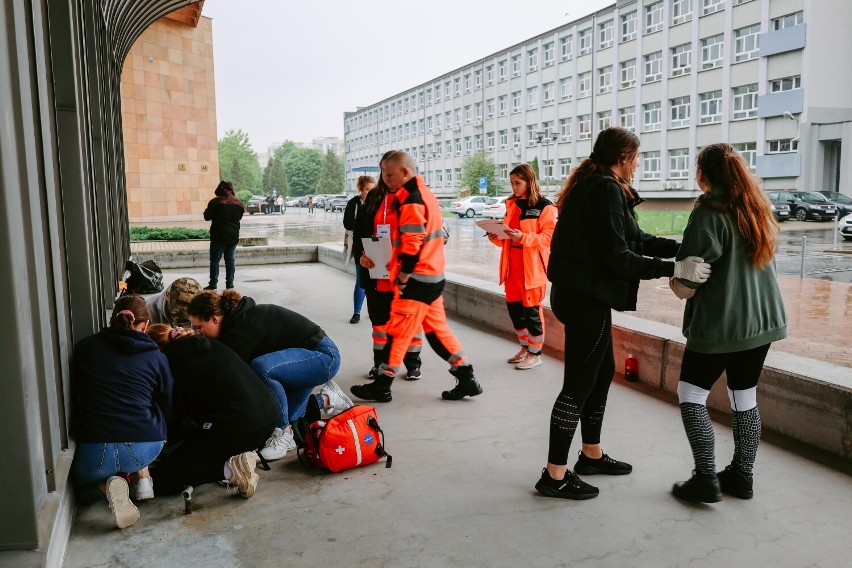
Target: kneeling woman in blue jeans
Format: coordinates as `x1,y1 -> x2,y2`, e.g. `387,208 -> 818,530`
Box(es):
188,290 -> 350,461
71,294 -> 173,529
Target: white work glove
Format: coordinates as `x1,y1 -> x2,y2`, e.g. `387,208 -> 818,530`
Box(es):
673,256 -> 711,283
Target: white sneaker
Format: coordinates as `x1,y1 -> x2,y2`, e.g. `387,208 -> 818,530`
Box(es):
516,352 -> 542,370
321,380 -> 354,415
105,476 -> 140,529
134,476 -> 154,500
227,451 -> 260,498
260,428 -> 291,461
507,347 -> 528,364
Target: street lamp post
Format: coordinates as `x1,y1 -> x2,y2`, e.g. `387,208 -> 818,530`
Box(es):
783,111 -> 801,189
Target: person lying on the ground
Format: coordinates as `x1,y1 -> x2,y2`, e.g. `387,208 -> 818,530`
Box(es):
145,277 -> 202,327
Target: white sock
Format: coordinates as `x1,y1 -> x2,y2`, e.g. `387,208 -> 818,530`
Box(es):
223,463 -> 233,481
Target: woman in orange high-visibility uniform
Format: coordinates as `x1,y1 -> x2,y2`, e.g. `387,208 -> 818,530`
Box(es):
487,164 -> 557,370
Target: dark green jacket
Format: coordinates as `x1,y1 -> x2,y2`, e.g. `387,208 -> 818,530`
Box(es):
677,188 -> 787,353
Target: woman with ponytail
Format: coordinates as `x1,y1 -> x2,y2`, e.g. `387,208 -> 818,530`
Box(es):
536,127 -> 712,501
71,295 -> 173,529
670,143 -> 787,503
144,325 -> 280,499
187,289 -> 350,461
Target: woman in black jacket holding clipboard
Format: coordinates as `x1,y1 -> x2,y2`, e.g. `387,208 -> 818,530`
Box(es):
535,127 -> 712,500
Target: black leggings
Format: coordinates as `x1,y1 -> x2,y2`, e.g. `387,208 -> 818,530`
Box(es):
150,419 -> 276,494
547,288 -> 615,465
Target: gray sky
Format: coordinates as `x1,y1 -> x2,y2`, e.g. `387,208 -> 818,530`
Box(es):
202,0 -> 613,152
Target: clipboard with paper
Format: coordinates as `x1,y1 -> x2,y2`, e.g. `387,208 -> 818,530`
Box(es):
361,236 -> 392,279
475,219 -> 513,239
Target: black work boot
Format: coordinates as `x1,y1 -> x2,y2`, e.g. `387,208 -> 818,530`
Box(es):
350,374 -> 393,403
204,281 -> 217,291
442,365 -> 483,400
717,465 -> 754,499
672,471 -> 722,503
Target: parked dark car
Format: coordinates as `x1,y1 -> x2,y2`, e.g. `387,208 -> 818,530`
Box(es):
766,191 -> 836,221
817,191 -> 852,218
246,196 -> 268,215
765,192 -> 791,222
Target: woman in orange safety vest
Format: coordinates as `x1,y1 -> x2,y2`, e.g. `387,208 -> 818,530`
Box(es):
487,163 -> 557,370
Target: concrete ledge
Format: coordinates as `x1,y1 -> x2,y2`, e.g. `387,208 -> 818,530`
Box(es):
131,244 -> 317,269
318,244 -> 852,461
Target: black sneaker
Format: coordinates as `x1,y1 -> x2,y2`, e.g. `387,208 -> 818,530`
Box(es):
573,451 -> 633,476
405,368 -> 422,381
717,465 -> 754,499
535,468 -> 599,500
225,282 -> 234,289
203,283 -> 217,291
350,378 -> 392,403
672,471 -> 722,503
442,365 -> 483,400
349,313 -> 360,324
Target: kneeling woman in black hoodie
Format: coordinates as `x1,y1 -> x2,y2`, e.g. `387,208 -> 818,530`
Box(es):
146,325 -> 280,499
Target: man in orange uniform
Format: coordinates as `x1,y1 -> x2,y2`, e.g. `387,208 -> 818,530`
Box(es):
350,151 -> 482,403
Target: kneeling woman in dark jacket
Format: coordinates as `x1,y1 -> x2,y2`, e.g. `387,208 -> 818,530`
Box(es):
187,290 -> 350,462
147,325 -> 280,498
535,127 -> 712,501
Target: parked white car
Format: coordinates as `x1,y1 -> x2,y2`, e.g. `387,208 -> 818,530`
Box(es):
481,196 -> 509,219
839,213 -> 852,241
447,196 -> 495,218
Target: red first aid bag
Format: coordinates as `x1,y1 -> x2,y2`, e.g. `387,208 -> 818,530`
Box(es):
298,405 -> 392,473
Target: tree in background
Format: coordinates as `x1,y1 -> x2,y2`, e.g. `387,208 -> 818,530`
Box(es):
235,189 -> 253,206
314,149 -> 344,194
268,155 -> 288,197
529,157 -> 540,180
218,129 -> 261,193
460,151 -> 499,196
282,147 -> 323,196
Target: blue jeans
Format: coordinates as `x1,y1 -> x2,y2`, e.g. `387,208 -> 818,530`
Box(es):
353,263 -> 366,314
249,336 -> 341,428
73,441 -> 165,503
209,241 -> 237,286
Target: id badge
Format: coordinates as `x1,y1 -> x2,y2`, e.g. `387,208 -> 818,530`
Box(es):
376,224 -> 391,239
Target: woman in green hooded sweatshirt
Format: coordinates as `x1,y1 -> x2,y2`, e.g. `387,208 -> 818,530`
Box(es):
669,143 -> 787,503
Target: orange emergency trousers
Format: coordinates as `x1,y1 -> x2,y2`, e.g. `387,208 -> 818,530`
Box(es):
491,196 -> 556,355
364,194 -> 422,370
380,176 -> 467,376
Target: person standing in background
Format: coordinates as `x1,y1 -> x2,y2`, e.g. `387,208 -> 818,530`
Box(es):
343,176 -> 375,323
203,180 -> 243,290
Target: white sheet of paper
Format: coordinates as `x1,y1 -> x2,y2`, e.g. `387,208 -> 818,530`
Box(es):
361,237 -> 392,279
475,219 -> 513,239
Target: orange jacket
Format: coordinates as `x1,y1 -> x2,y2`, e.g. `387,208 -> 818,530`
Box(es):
489,195 -> 556,289
390,175 -> 445,284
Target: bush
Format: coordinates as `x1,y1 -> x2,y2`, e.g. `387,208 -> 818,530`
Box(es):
130,227 -> 210,241
634,210 -> 690,235
236,189 -> 253,206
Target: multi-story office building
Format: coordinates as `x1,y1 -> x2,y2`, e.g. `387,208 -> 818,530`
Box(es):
344,0 -> 852,199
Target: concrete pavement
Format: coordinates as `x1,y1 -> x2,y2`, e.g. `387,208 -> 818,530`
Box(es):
63,263 -> 852,568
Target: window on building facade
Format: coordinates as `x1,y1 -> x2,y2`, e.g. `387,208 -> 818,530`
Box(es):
474,102 -> 483,121
528,48 -> 538,72
486,131 -> 495,151
598,65 -> 613,93
578,115 -> 591,139
418,118 -> 425,134
436,170 -> 443,183
646,2 -> 664,34
543,82 -> 555,104
702,0 -> 723,16
444,111 -> 452,129
642,151 -> 661,179
732,142 -> 757,170
620,59 -> 637,88
455,109 -> 462,127
598,110 -> 613,131
559,158 -> 572,178
699,90 -> 722,124
579,28 -> 593,55
499,164 -> 508,180
599,20 -> 614,49
512,127 -> 521,147
671,43 -> 692,77
475,134 -> 483,150
671,0 -> 693,26
578,72 -> 592,97
619,106 -> 636,131
560,77 -> 573,100
559,118 -> 573,141
455,138 -> 462,154
772,11 -> 803,30
499,59 -> 508,81
544,42 -> 554,66
512,54 -> 521,76
444,140 -> 452,154
487,98 -> 495,118
418,92 -> 424,108
560,35 -> 573,60
426,90 -> 432,106
769,75 -> 801,92
643,101 -> 662,131
543,159 -> 554,179
444,169 -> 452,184
403,97 -> 410,113
434,85 -> 442,102
512,91 -> 521,113
499,95 -> 508,115
669,148 -> 689,178
527,86 -> 539,108
454,77 -> 461,96
734,24 -> 761,62
731,83 -> 758,119
621,11 -> 638,42
670,96 -> 691,128
486,65 -> 494,85
499,130 -> 508,149
767,139 -> 798,153
644,51 -> 662,83
701,34 -> 724,69
526,124 -> 538,146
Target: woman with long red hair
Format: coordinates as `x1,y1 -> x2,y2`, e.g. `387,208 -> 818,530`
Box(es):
670,143 -> 787,503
